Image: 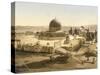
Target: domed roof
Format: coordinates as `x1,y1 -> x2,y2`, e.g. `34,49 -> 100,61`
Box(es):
49,19 -> 61,32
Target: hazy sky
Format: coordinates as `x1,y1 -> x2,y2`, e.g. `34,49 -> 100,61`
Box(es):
15,2 -> 97,26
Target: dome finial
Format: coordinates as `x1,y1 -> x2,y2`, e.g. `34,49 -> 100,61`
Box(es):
55,17 -> 56,19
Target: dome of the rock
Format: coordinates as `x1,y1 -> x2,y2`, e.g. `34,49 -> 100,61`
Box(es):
49,19 -> 61,32
36,18 -> 66,40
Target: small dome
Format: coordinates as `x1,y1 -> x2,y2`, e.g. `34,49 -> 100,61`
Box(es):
49,19 -> 61,32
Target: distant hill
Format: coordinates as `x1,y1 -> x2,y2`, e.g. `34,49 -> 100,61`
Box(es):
14,26 -> 48,33
12,25 -> 97,33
